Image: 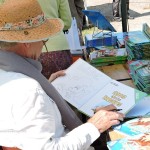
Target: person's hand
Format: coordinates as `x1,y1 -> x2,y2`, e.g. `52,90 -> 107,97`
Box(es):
93,104 -> 119,113
87,104 -> 125,133
49,70 -> 66,82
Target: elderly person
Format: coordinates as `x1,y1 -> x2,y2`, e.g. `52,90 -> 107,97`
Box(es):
0,0 -> 124,150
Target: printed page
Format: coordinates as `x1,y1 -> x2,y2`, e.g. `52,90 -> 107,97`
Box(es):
107,133 -> 150,150
126,96 -> 150,117
80,80 -> 147,117
113,117 -> 150,136
52,58 -> 111,108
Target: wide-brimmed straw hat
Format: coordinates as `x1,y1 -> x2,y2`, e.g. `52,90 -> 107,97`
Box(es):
0,0 -> 64,43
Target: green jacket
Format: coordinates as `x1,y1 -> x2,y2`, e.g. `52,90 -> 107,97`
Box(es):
0,0 -> 4,4
38,0 -> 72,52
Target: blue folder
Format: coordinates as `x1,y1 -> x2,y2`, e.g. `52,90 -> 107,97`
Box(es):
82,10 -> 116,32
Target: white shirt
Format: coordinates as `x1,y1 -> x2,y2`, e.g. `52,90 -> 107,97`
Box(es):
0,69 -> 100,150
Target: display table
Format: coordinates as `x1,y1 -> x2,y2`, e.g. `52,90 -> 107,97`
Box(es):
98,64 -> 130,80
98,64 -> 136,88
108,129 -> 126,141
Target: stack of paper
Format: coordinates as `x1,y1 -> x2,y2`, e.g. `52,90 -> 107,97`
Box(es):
129,60 -> 150,93
125,30 -> 150,61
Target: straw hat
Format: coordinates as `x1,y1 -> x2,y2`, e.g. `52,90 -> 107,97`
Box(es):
0,0 -> 64,43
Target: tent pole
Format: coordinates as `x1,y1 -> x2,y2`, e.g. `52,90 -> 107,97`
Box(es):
121,0 -> 127,32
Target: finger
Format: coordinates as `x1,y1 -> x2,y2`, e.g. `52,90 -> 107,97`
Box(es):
95,104 -> 117,112
107,111 -> 125,122
56,70 -> 66,77
109,119 -> 121,127
103,104 -> 117,111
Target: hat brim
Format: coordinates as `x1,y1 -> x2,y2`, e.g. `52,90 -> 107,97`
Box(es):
0,18 -> 64,43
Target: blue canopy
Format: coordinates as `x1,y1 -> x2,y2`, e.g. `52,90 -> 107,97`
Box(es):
82,10 -> 116,32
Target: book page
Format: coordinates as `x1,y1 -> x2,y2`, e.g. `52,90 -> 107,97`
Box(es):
126,96 -> 150,117
107,133 -> 150,150
52,58 -> 111,108
113,117 -> 150,136
80,80 -> 147,117
126,31 -> 150,44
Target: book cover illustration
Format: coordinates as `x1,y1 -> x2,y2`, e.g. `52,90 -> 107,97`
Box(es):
125,31 -> 150,45
79,80 -> 147,117
89,47 -> 127,66
107,133 -> 150,150
126,42 -> 150,60
85,33 -> 117,48
129,60 -> 150,93
113,117 -> 150,136
125,30 -> 150,61
90,47 -> 127,58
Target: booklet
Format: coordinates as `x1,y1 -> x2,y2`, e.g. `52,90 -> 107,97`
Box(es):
113,117 -> 150,137
129,60 -> 150,94
125,96 -> 150,117
125,30 -> 150,60
89,47 -> 127,67
52,58 -> 148,117
107,133 -> 150,150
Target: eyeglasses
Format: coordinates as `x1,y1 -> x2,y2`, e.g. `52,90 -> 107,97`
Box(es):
42,39 -> 49,52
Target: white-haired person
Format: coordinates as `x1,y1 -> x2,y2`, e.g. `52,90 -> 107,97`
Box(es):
0,0 -> 124,150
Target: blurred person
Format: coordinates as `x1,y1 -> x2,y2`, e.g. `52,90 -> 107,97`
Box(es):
113,0 -> 134,22
68,0 -> 85,45
38,0 -> 73,79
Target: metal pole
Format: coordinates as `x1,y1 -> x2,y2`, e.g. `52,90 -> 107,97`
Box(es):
83,0 -> 89,26
121,0 -> 127,32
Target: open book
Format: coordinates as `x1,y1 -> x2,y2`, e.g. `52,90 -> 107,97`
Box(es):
52,58 -> 148,117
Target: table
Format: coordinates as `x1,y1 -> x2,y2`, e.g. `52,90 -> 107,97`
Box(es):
98,64 -> 136,88
98,64 -> 130,80
108,129 -> 126,141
